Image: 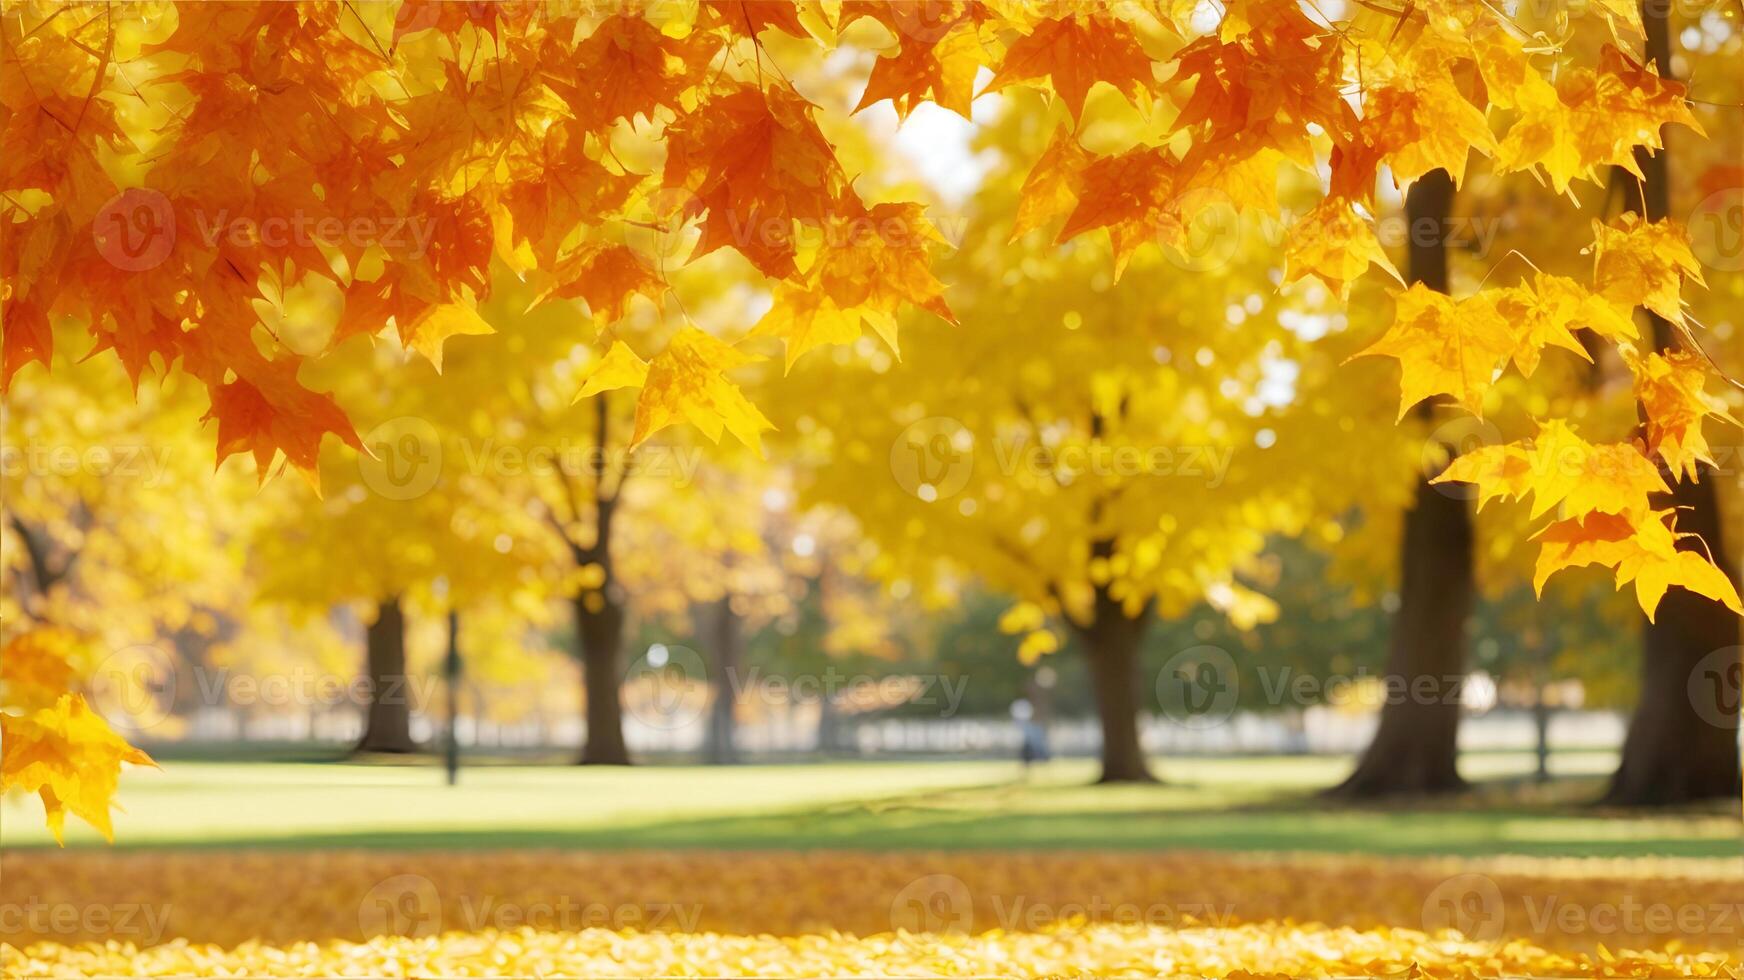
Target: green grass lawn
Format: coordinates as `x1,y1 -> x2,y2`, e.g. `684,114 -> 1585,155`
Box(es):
4,751 -> 1738,856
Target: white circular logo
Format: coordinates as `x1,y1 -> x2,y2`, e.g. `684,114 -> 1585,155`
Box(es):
359,416 -> 443,500
1424,415 -> 1502,501
1421,873 -> 1504,950
1690,185 -> 1744,273
1689,646 -> 1742,731
93,188 -> 175,272
889,873 -> 973,933
1156,645 -> 1239,729
623,644 -> 708,731
1162,188 -> 1242,272
359,874 -> 442,939
90,644 -> 177,734
890,417 -> 973,501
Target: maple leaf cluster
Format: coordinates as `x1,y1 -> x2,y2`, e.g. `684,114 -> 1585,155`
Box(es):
7,1 -> 1699,470
1360,215 -> 1735,618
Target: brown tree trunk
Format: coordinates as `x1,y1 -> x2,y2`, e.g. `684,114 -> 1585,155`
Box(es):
1604,3 -> 1741,803
1329,168 -> 1474,799
1605,530 -> 1741,803
1076,607 -> 1156,784
576,592 -> 631,765
1327,476 -> 1472,796
355,596 -> 418,755
705,596 -> 741,765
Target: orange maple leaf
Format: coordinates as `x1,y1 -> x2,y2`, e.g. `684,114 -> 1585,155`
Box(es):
1055,146 -> 1181,277
662,85 -> 847,280
1,296 -> 53,388
985,11 -> 1157,121
189,336 -> 362,479
855,27 -> 983,121
544,243 -> 667,325
544,15 -> 719,133
1534,509 -> 1741,619
699,0 -> 811,41
1011,124 -> 1090,241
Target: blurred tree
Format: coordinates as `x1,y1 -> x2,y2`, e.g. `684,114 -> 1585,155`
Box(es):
3,327 -> 257,733
763,95 -> 1411,782
1328,169 -> 1475,798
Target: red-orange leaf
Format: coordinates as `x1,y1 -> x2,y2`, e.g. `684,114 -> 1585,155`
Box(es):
985,12 -> 1156,120
662,86 -> 847,280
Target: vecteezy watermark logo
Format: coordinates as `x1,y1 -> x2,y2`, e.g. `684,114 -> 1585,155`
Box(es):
625,184 -> 702,262
0,901 -> 171,945
188,209 -> 437,258
89,644 -> 177,734
1422,874 -> 1505,951
886,0 -> 966,42
889,874 -> 973,934
0,443 -> 175,485
724,666 -> 969,718
1690,183 -> 1743,274
1155,645 -> 1239,729
623,643 -> 708,731
453,897 -> 702,932
359,874 -> 442,940
1424,415 -> 1502,501
93,188 -> 175,272
890,417 -> 974,502
1161,188 -> 1242,272
1689,646 -> 1742,731
988,896 -> 1237,930
359,416 -> 444,501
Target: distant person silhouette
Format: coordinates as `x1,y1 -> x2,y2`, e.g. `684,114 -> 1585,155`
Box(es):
1012,698 -> 1050,771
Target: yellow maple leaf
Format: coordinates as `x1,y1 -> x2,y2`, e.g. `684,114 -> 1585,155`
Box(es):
400,302 -> 495,372
1,628 -> 81,712
1,694 -> 156,844
855,26 -> 982,121
1353,283 -> 1516,420
1468,23 -> 1550,111
1283,198 -> 1401,298
1628,347 -> 1735,481
1497,47 -> 1699,195
1591,214 -> 1705,325
1534,509 -> 1741,620
751,285 -> 873,373
575,340 -> 652,400
1011,124 -> 1090,242
630,328 -> 774,453
1364,76 -> 1497,188
750,199 -> 954,370
1484,273 -> 1637,377
1434,420 -> 1667,520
